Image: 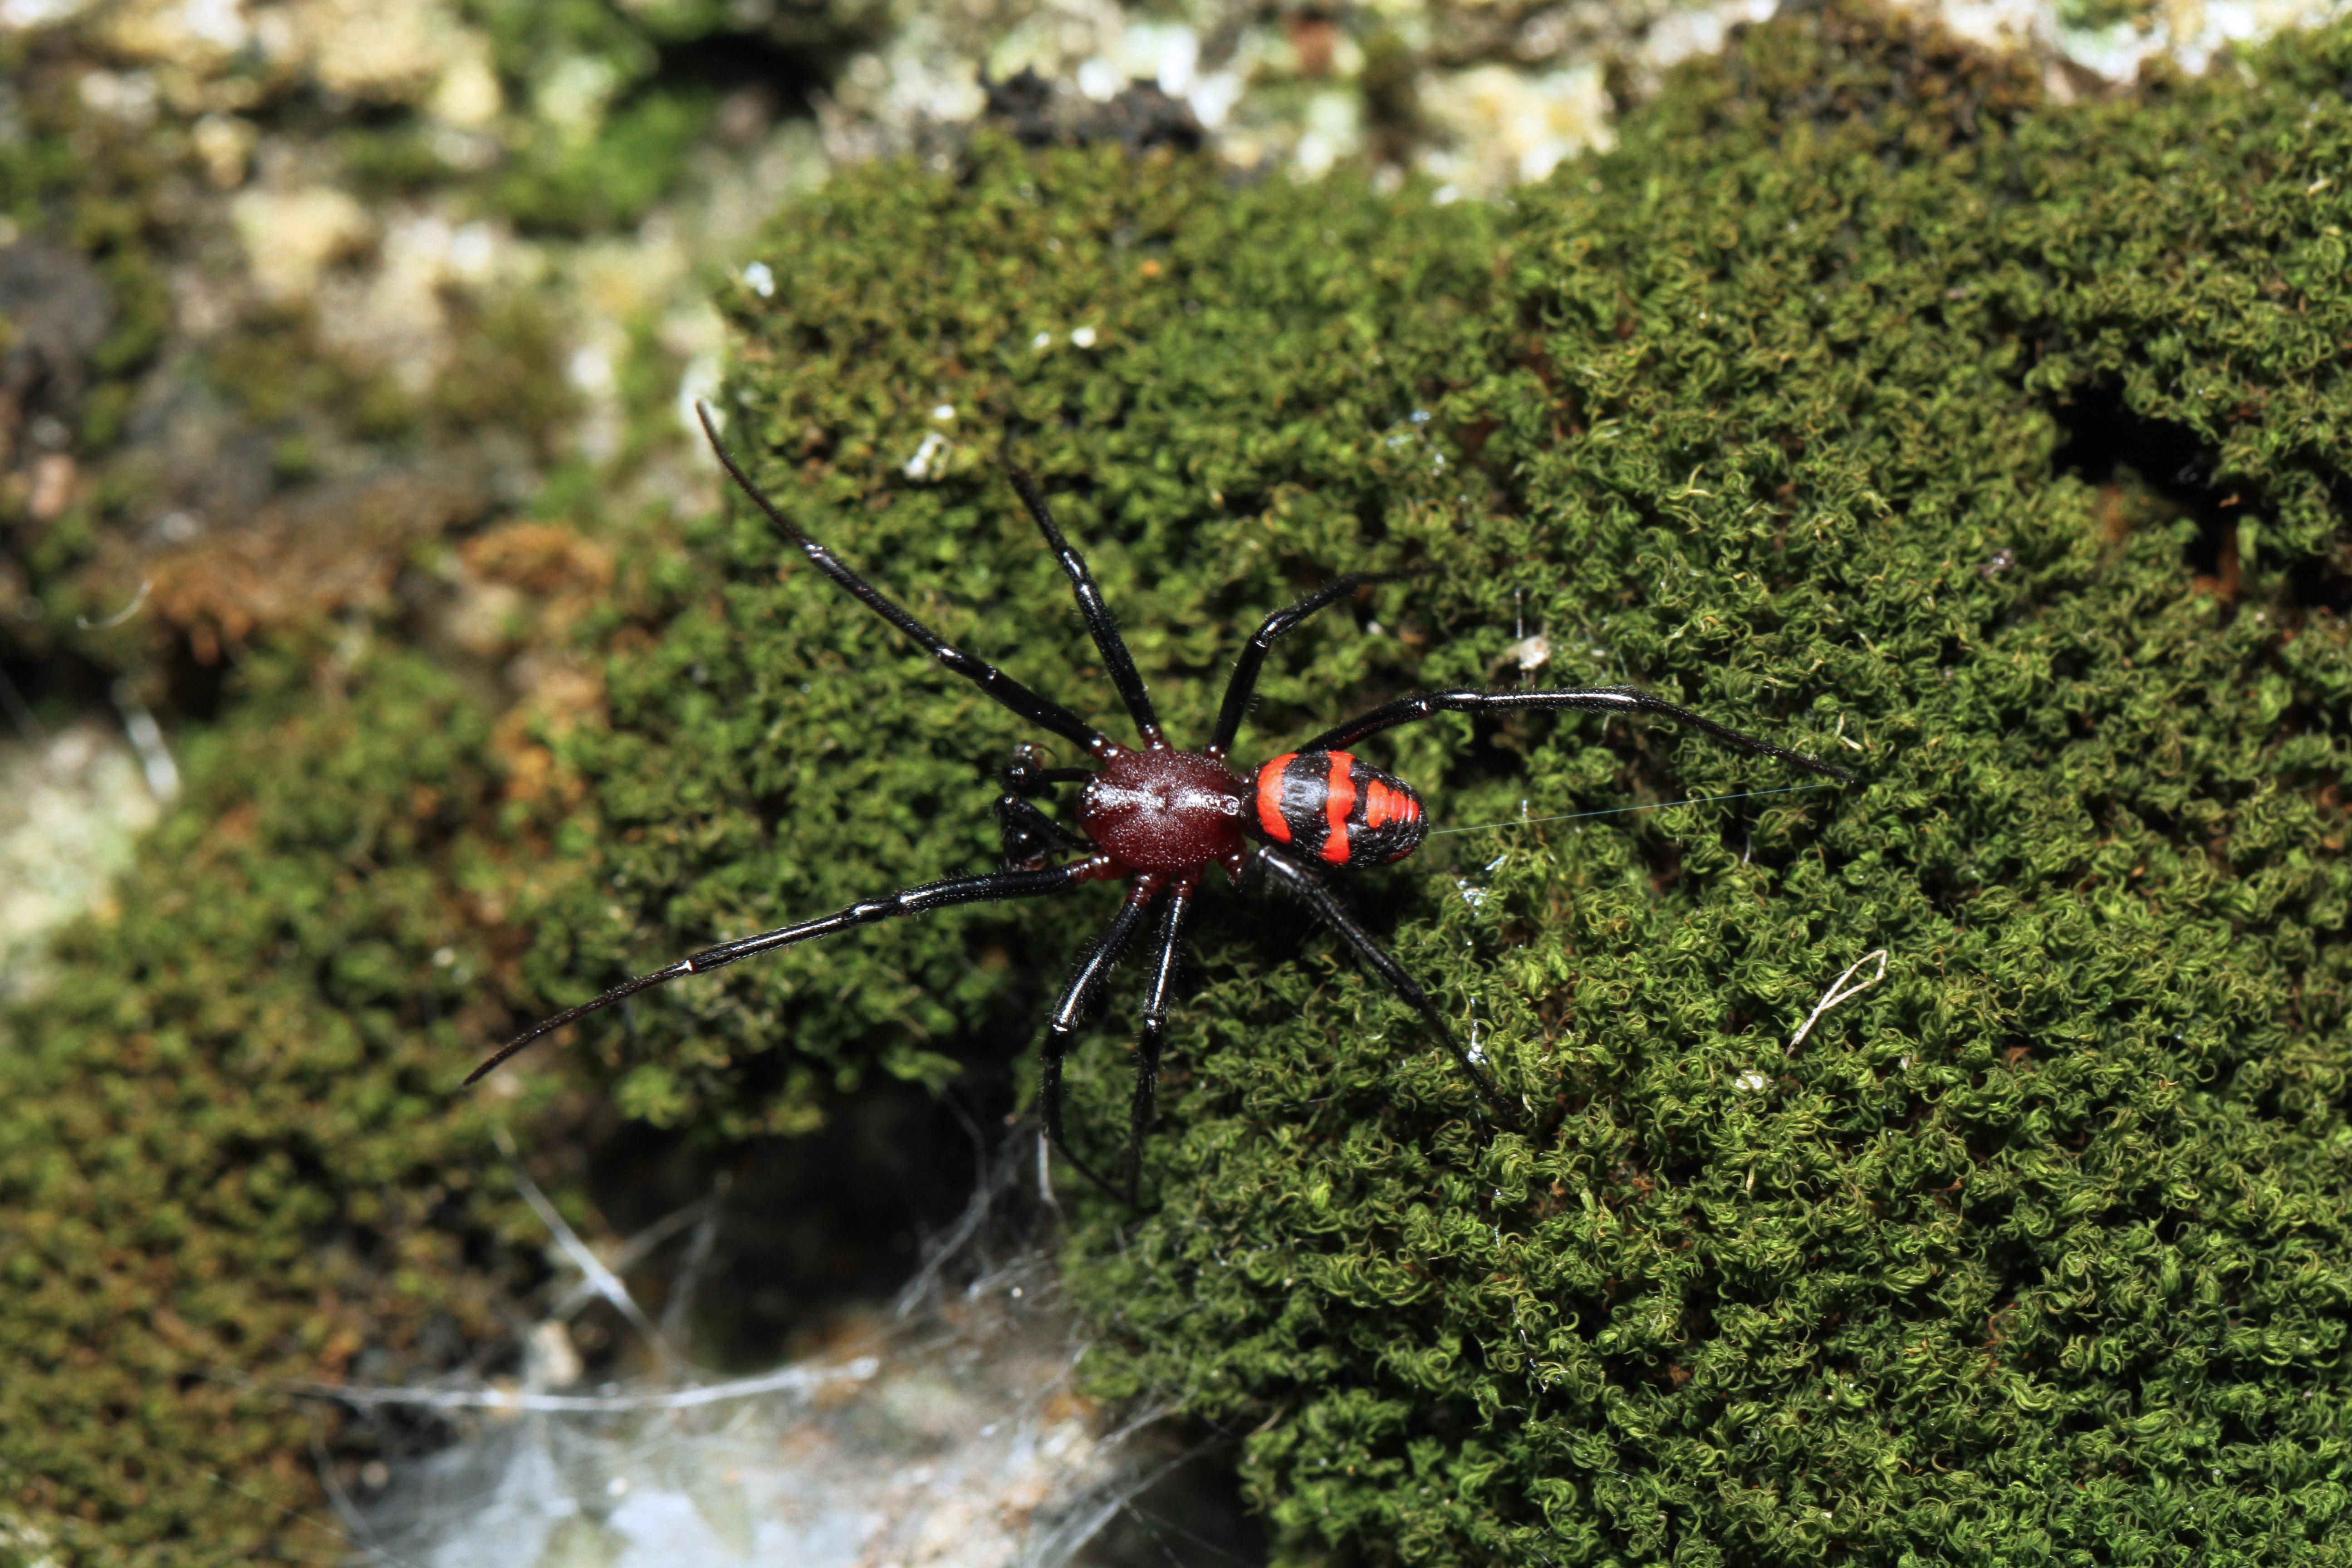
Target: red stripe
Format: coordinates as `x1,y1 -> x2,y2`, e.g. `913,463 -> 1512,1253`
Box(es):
1363,780 -> 1394,830
1321,753 -> 1356,863
1256,755 -> 1295,842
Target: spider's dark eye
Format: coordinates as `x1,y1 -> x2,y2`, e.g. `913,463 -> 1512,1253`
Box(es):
1252,750 -> 1426,868
1004,744 -> 1054,794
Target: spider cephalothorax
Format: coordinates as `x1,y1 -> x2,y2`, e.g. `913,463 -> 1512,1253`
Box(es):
468,405 -> 1854,1203
1076,746 -> 1250,876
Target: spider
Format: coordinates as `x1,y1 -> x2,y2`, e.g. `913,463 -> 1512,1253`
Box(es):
467,405 -> 1855,1204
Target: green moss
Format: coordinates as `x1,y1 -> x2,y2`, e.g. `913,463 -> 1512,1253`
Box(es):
457,0 -> 773,235
466,0 -> 662,86
550,8 -> 2351,1563
490,88 -> 716,235
0,648 -> 571,1563
2055,0 -> 2146,33
204,304 -> 422,446
0,57 -> 179,629
429,287 -> 581,457
338,118 -> 468,200
1067,10 -> 2352,1564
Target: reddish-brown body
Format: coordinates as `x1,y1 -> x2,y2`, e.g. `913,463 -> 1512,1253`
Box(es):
1078,746 -> 1251,880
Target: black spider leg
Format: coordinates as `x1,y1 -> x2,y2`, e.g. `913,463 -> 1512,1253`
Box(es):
1002,743 -> 1093,799
695,402 -> 1112,758
1208,572 -> 1405,760
1303,687 -> 1856,782
1121,885 -> 1196,1205
995,792 -> 1090,872
1039,880 -> 1159,1201
1004,465 -> 1163,747
1256,845 -> 1522,1128
465,862 -> 1100,1084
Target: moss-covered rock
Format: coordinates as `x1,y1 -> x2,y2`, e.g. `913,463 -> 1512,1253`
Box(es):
10,2 -> 2352,1559
524,15 -> 2352,1561
1068,10 -> 2352,1564
0,648 -> 570,1564
577,7 -> 2352,1563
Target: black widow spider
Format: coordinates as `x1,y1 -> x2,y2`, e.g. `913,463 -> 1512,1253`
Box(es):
467,405 -> 1855,1204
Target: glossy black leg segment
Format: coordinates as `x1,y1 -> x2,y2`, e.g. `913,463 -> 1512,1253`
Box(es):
995,793 -> 1091,871
1002,743 -> 1094,799
466,861 -> 1098,1085
1122,886 -> 1195,1204
1257,845 -> 1521,1127
696,404 -> 1110,757
1209,572 -> 1403,760
1005,466 -> 1163,747
1302,686 -> 1855,782
1039,881 -> 1157,1200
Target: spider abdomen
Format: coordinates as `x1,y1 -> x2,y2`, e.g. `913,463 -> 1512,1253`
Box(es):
1252,751 -> 1426,867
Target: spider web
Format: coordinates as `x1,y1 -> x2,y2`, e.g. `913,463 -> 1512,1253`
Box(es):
334,1135 -> 1175,1568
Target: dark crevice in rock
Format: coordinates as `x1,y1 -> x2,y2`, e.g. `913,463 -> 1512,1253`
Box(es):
2050,381 -> 2254,589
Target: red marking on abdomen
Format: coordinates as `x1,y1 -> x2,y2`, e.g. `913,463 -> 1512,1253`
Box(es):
1364,779 -> 1396,830
1322,752 -> 1357,863
1256,753 -> 1296,842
